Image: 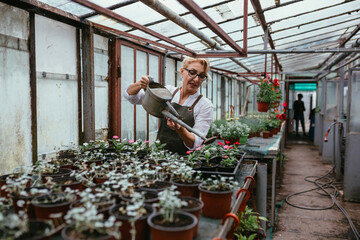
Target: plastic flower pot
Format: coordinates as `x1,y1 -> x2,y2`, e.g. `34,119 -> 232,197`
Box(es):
31,193 -> 75,230
61,227 -> 113,240
18,220 -> 53,240
199,185 -> 233,219
147,211 -> 197,240
171,179 -> 201,198
179,196 -> 204,237
110,203 -> 154,240
262,131 -> 270,138
239,135 -> 248,145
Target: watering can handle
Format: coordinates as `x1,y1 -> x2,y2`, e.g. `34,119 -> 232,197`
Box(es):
161,110 -> 206,141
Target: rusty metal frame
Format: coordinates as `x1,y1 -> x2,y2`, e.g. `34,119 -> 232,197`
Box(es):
92,23 -> 192,56
70,0 -> 195,55
29,12 -> 37,164
112,40 -> 162,141
250,0 -> 282,71
177,0 -> 247,56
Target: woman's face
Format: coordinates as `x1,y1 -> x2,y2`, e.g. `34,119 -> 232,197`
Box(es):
180,61 -> 206,95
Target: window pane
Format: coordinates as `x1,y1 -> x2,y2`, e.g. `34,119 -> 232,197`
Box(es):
349,70 -> 360,132
121,45 -> 134,140
326,81 -> 338,121
136,50 -> 147,140
149,54 -> 160,143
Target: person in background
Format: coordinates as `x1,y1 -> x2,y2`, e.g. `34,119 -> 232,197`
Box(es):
124,57 -> 213,155
293,93 -> 307,136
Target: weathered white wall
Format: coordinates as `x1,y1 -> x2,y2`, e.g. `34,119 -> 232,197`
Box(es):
94,34 -> 109,140
35,15 -> 78,155
0,3 -> 32,174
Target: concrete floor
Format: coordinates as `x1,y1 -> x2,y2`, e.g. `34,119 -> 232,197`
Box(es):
272,133 -> 360,240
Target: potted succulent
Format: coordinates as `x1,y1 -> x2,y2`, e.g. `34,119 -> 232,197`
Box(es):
147,186 -> 197,240
199,175 -> 239,219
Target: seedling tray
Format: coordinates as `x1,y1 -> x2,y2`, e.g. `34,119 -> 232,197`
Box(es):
194,152 -> 246,180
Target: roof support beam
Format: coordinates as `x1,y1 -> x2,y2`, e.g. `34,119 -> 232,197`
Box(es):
177,0 -> 246,56
195,48 -> 360,57
92,23 -> 192,56
139,0 -> 252,72
70,0 -> 195,55
250,0 -> 282,70
79,0 -> 139,19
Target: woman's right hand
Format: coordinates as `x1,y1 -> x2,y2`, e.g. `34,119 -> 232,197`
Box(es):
137,76 -> 150,89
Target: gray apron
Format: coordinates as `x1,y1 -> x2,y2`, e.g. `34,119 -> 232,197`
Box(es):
157,88 -> 203,155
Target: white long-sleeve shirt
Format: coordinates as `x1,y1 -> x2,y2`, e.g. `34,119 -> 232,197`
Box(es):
124,85 -> 213,150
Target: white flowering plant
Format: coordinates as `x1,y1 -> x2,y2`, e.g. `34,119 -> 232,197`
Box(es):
0,210 -> 29,239
200,175 -> 239,192
64,203 -> 121,239
154,185 -> 188,223
219,121 -> 251,140
171,162 -> 201,184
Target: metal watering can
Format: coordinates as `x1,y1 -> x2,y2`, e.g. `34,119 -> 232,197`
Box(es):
142,77 -> 208,141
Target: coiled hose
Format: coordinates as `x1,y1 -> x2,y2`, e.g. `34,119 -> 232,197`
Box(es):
285,167 -> 360,240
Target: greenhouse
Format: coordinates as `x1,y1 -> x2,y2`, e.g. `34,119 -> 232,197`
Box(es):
0,0 -> 360,239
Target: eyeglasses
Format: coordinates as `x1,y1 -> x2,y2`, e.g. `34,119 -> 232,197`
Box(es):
184,68 -> 207,81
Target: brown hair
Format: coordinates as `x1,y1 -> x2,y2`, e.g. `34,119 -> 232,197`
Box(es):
182,57 -> 210,76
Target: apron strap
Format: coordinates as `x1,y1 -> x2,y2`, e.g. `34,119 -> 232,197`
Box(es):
172,88 -> 180,98
188,95 -> 203,112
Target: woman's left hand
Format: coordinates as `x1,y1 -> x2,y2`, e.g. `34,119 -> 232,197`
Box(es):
167,118 -> 182,131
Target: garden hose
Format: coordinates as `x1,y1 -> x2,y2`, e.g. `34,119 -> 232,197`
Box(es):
285,167 -> 360,240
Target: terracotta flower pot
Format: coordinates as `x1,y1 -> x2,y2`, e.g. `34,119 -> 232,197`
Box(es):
199,186 -> 233,219
110,204 -> 154,240
179,196 -> 204,237
147,211 -> 197,240
257,101 -> 270,112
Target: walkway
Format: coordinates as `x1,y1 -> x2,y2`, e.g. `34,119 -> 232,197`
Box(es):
272,133 -> 360,240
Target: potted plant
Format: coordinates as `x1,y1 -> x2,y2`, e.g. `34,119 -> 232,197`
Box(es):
199,176 -> 239,219
235,206 -> 268,240
256,77 -> 274,112
0,210 -> 53,240
110,192 -> 154,240
31,189 -> 76,229
179,196 -> 203,237
147,186 -> 197,240
62,201 -> 121,240
171,163 -> 202,198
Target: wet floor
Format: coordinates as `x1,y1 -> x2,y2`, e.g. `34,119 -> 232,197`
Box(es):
272,133 -> 360,240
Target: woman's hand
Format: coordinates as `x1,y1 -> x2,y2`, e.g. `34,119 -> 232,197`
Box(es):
137,76 -> 150,89
127,76 -> 150,95
167,118 -> 182,131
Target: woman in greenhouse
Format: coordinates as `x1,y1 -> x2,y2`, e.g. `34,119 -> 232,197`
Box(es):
124,57 -> 213,155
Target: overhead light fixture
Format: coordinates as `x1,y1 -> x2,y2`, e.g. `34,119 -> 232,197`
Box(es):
275,0 -> 280,6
